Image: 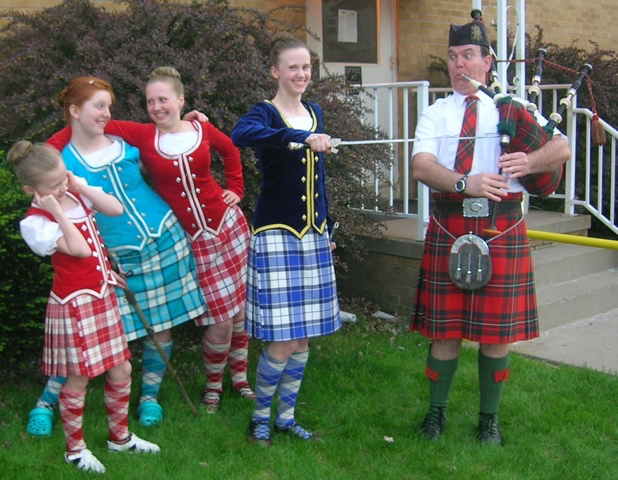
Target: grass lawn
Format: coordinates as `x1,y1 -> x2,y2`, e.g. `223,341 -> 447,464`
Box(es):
1,313 -> 617,480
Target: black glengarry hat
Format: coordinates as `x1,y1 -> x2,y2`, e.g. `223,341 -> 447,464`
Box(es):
449,20 -> 489,48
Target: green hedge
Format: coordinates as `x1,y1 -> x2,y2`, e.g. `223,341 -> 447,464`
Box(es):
0,153 -> 53,366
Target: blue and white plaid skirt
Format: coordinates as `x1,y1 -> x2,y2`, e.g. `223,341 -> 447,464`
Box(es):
110,215 -> 207,342
245,228 -> 341,342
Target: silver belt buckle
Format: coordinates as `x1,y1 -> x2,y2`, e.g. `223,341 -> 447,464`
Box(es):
463,197 -> 489,217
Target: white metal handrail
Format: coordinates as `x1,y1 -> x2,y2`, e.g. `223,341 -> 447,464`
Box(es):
351,81 -> 617,240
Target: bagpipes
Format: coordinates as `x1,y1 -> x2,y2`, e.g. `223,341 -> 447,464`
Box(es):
468,9 -> 603,198
461,63 -> 592,231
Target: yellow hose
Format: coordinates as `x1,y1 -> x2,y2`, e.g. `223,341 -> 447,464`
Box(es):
485,228 -> 618,250
526,229 -> 618,250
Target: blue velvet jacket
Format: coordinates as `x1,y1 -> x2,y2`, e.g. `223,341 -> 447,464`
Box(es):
231,100 -> 332,238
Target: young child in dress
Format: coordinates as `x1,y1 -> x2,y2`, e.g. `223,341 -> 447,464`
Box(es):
7,141 -> 160,474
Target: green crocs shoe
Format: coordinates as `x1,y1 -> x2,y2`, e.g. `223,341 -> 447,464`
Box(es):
27,407 -> 54,437
137,401 -> 163,427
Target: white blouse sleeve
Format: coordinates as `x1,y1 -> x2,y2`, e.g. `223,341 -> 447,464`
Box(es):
20,214 -> 63,257
73,175 -> 98,211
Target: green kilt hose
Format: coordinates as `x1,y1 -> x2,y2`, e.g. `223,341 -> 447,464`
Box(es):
411,193 -> 539,344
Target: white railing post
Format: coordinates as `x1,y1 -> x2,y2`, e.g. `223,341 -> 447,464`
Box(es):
416,81 -> 431,241
403,87 -> 410,215
515,0 -> 527,100
564,94 -> 578,215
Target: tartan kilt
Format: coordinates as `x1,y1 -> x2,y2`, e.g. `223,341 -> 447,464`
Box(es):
411,208 -> 539,344
192,205 -> 249,326
245,228 -> 341,342
111,215 -> 207,341
43,286 -> 130,379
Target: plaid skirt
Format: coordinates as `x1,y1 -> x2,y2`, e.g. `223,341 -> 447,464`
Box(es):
411,206 -> 539,344
246,228 -> 341,342
43,286 -> 130,379
111,215 -> 207,341
192,205 -> 249,325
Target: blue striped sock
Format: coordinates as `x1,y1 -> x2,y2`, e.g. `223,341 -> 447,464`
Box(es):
36,376 -> 66,408
140,339 -> 173,404
252,350 -> 287,423
275,350 -> 309,429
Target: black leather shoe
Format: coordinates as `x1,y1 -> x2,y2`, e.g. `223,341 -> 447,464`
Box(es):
421,406 -> 447,440
477,413 -> 502,445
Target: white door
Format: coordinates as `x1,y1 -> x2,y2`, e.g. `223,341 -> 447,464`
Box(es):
306,0 -> 399,200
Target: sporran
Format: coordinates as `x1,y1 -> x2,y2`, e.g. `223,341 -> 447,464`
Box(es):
448,232 -> 492,290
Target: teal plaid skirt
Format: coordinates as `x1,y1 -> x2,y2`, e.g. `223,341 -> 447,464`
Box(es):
110,215 -> 207,341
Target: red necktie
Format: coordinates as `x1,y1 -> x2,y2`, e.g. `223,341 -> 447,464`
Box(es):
454,95 -> 478,174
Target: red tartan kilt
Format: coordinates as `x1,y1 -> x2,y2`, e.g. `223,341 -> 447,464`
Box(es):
411,207 -> 539,344
191,206 -> 249,325
43,287 -> 130,379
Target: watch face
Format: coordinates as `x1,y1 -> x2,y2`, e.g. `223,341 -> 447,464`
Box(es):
455,179 -> 466,193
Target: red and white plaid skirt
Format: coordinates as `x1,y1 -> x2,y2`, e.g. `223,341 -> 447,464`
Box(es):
411,204 -> 539,344
192,205 -> 249,325
42,286 -> 130,379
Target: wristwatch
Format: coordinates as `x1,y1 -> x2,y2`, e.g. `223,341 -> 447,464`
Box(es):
454,175 -> 468,194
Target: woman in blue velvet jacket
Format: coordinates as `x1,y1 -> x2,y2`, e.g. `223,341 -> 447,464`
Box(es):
231,32 -> 341,446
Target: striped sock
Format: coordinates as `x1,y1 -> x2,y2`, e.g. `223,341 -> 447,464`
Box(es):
36,376 -> 66,409
202,331 -> 231,393
275,350 -> 309,429
104,376 -> 131,443
140,339 -> 173,404
252,350 -> 287,423
228,321 -> 250,390
59,386 -> 87,453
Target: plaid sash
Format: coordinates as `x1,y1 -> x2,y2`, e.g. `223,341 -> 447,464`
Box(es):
496,96 -> 563,197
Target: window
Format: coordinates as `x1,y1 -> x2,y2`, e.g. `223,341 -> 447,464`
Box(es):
322,0 -> 378,64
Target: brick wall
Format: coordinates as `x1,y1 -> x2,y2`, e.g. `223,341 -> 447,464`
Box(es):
2,1 -> 613,82
398,0 -> 617,83
337,235 -> 424,319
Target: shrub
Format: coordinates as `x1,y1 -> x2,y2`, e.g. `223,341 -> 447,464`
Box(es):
0,154 -> 53,366
0,0 -> 390,364
526,27 -> 618,234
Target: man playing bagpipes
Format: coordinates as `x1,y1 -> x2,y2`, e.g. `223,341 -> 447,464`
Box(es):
410,17 -> 571,445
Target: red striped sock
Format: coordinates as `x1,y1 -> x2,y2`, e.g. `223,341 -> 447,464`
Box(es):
202,331 -> 231,393
229,321 -> 250,390
104,376 -> 131,443
59,386 -> 87,453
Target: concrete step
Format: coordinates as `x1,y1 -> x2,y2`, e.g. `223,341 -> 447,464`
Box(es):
532,243 -> 618,288
524,210 -> 618,330
512,306 -> 618,374
535,267 -> 618,330
524,209 -> 591,235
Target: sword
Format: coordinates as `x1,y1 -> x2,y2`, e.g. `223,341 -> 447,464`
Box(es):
288,138 -> 399,154
108,256 -> 199,418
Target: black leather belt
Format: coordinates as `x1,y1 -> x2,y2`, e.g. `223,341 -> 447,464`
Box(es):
433,199 -> 522,215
